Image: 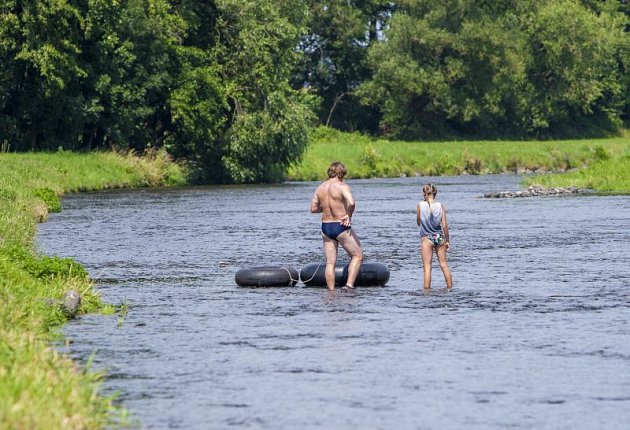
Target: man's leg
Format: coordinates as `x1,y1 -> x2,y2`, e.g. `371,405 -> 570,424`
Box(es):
323,235 -> 338,290
338,230 -> 363,288
421,238 -> 434,289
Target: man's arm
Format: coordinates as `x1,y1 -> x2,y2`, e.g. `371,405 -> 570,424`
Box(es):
310,191 -> 322,213
340,184 -> 355,226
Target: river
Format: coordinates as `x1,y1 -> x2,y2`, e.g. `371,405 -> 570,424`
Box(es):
37,175 -> 630,429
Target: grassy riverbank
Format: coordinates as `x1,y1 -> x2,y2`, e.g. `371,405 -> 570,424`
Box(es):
0,149 -> 186,429
289,128 -> 630,190
523,155 -> 630,193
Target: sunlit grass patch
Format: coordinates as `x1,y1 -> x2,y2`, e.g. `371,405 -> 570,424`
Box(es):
288,127 -> 630,185
524,155 -> 630,193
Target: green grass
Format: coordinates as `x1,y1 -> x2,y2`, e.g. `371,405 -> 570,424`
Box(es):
524,155 -> 630,193
0,149 -> 186,429
288,127 -> 630,186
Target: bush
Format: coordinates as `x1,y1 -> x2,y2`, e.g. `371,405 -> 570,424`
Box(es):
592,145 -> 610,161
34,188 -> 61,213
506,157 -> 521,173
549,149 -> 572,171
8,248 -> 88,280
360,144 -> 381,176
463,157 -> 482,175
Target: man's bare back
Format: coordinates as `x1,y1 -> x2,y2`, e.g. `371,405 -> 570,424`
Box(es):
311,178 -> 354,224
310,162 -> 363,290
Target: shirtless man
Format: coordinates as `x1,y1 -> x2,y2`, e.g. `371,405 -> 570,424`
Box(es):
310,162 -> 363,290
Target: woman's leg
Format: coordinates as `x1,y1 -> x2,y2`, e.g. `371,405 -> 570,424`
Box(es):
436,244 -> 453,289
420,238 -> 434,289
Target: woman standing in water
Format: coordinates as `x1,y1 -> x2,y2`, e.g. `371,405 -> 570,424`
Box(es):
417,184 -> 453,289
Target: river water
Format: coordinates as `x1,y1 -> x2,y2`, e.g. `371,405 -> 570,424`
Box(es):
37,175 -> 630,429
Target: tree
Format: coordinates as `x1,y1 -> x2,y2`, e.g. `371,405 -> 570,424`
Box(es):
359,0 -> 628,138
1,0 -> 313,183
359,0 -> 531,138
523,0 -> 625,136
0,0 -> 87,150
210,0 -> 314,183
292,0 -> 393,133
80,0 -> 182,151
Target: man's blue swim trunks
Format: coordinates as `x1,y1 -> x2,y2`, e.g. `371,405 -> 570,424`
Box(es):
321,222 -> 351,241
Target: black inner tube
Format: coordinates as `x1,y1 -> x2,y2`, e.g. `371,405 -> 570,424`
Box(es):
235,266 -> 299,287
300,262 -> 390,287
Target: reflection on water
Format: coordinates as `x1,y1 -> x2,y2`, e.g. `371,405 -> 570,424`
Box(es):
37,175 -> 630,429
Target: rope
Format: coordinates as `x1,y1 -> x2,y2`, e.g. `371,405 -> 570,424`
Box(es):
299,259 -> 324,285
282,265 -> 300,286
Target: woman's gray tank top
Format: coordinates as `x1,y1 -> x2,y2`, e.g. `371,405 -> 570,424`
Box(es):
419,201 -> 443,237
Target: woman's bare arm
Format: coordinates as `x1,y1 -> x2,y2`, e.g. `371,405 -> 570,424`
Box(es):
441,206 -> 450,249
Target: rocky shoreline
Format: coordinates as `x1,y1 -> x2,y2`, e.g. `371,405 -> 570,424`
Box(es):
483,185 -> 591,198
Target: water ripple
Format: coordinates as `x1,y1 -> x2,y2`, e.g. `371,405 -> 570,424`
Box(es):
37,176 -> 630,430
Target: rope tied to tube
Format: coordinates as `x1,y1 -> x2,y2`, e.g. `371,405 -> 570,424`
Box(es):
281,266 -> 300,286
299,259 -> 324,284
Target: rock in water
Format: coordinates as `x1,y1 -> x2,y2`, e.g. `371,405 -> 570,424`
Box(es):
482,186 -> 582,198
62,290 -> 81,318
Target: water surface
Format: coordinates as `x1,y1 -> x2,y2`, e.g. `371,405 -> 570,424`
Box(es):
37,175 -> 630,429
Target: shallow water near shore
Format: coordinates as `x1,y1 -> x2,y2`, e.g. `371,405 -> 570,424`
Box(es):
37,175 -> 630,429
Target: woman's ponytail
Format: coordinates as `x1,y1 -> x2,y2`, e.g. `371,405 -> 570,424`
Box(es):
422,183 -> 438,216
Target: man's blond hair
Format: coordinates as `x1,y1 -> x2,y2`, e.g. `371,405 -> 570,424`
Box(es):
327,161 -> 347,179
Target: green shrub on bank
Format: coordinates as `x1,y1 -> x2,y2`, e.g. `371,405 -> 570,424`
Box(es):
0,150 -> 186,429
34,187 -> 62,212
7,246 -> 89,281
288,127 -> 630,187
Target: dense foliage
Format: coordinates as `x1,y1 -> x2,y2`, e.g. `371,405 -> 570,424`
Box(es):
355,0 -> 630,139
0,0 -> 312,183
1,1 -> 629,181
291,0 -> 393,133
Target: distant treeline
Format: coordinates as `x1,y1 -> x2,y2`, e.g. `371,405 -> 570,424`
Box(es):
1,1 -> 629,182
